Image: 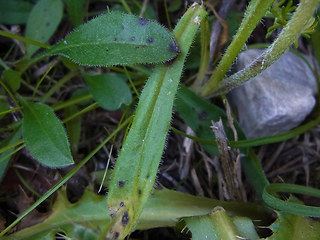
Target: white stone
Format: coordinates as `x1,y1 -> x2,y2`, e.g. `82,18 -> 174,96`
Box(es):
228,49 -> 317,138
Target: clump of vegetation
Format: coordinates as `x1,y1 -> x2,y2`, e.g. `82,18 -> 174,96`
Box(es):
0,0 -> 320,239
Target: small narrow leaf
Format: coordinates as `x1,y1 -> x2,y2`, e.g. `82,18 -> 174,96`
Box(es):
26,0 -> 63,57
46,11 -> 179,66
84,73 -> 132,110
22,100 -> 74,168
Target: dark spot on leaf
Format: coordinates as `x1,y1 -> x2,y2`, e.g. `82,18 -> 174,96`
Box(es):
198,111 -> 208,120
138,189 -> 142,195
139,18 -> 149,26
45,22 -> 50,27
131,36 -> 135,41
146,37 -> 154,44
114,37 -> 118,41
118,180 -> 125,187
114,232 -> 120,239
169,40 -> 180,54
146,174 -> 150,179
121,212 -> 129,226
120,201 -> 125,207
121,25 -> 125,30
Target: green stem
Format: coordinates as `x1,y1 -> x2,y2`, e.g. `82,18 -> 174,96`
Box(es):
263,183 -> 320,217
210,0 -> 320,96
62,103 -> 98,124
32,61 -> 58,99
199,0 -> 274,96
40,70 -> 79,103
119,0 -> 132,13
0,140 -> 23,156
0,30 -> 50,49
52,94 -> 92,111
172,113 -> 320,148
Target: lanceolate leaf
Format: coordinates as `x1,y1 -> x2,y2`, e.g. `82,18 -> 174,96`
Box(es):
46,11 -> 179,66
105,4 -> 207,240
22,100 -> 74,168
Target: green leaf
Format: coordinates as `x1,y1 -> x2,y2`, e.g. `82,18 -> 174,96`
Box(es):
262,183 -> 320,217
0,0 -> 33,25
84,73 -> 132,110
269,211 -> 320,240
22,100 -> 74,167
63,0 -> 86,27
46,11 -> 179,66
26,0 -> 63,57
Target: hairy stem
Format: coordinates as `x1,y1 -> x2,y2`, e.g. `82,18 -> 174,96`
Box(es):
198,0 -> 274,96
210,0 -> 320,96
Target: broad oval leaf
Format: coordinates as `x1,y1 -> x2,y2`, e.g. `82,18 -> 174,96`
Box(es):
46,12 -> 179,66
26,0 -> 63,57
22,100 -> 74,168
84,73 -> 132,110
